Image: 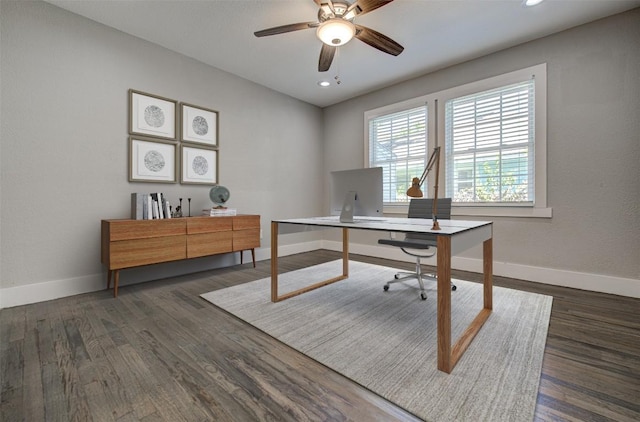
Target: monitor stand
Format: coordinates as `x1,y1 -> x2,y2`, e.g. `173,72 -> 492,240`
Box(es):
340,191 -> 357,223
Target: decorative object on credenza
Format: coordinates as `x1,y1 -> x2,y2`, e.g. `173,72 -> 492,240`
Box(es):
188,198 -> 191,217
173,198 -> 183,218
129,137 -> 177,183
129,89 -> 177,140
180,144 -> 218,185
209,185 -> 230,208
181,103 -> 219,147
204,185 -> 236,216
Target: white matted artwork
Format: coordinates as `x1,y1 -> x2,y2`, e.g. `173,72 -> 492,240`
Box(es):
129,137 -> 177,183
129,89 -> 177,140
181,145 -> 218,185
181,103 -> 218,146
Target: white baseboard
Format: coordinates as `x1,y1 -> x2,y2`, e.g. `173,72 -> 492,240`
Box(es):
2,239 -> 637,309
0,240 -> 323,309
321,240 -> 640,299
0,273 -> 106,309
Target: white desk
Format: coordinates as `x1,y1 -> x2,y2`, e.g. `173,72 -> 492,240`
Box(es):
270,216 -> 493,373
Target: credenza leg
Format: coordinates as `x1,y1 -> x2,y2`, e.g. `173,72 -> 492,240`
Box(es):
240,251 -> 244,265
251,248 -> 256,268
113,270 -> 120,298
107,270 -> 112,290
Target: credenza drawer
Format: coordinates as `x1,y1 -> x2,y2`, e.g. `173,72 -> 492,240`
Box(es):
107,219 -> 185,241
109,235 -> 186,269
187,231 -> 233,258
187,216 -> 233,234
233,229 -> 260,251
233,215 -> 260,230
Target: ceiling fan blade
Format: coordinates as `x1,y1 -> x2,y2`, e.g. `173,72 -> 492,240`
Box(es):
347,0 -> 394,17
354,24 -> 404,56
318,44 -> 336,72
254,22 -> 318,37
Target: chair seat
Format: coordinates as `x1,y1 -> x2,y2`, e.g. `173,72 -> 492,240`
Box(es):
378,238 -> 436,249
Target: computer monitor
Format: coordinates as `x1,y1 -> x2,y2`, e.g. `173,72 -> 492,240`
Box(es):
330,167 -> 383,222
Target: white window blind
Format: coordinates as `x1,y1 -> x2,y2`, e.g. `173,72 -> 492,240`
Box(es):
445,79 -> 535,204
368,105 -> 427,203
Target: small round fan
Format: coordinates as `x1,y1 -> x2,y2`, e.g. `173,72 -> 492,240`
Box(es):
209,185 -> 230,208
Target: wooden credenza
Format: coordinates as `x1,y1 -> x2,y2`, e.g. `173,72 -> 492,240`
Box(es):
101,215 -> 260,297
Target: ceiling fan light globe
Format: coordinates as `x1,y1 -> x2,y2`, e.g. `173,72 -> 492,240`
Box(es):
317,19 -> 355,46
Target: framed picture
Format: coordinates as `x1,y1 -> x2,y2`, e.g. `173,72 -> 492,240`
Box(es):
129,137 -> 177,183
181,103 -> 218,146
129,89 -> 177,140
181,144 -> 218,185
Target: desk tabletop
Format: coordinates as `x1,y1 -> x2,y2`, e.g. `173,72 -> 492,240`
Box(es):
272,216 -> 491,236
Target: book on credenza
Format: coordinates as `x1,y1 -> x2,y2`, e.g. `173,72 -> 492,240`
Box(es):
202,208 -> 237,216
131,193 -> 145,220
146,195 -> 152,220
157,193 -> 165,219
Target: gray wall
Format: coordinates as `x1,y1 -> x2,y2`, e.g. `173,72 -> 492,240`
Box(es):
0,1 -> 324,296
322,9 -> 640,281
1,1 -> 638,305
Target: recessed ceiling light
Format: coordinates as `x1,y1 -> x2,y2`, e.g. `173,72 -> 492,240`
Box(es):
318,81 -> 330,87
523,0 -> 544,6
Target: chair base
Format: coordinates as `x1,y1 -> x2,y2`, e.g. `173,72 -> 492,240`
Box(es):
383,259 -> 456,300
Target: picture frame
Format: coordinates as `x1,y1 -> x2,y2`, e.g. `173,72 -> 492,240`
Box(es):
181,144 -> 218,185
129,136 -> 177,183
129,89 -> 177,140
181,103 -> 218,146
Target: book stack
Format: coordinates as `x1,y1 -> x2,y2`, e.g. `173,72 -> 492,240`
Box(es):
202,208 -> 237,217
131,193 -> 173,220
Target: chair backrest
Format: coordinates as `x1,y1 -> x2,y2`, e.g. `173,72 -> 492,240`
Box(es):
407,198 -> 452,220
405,198 -> 452,242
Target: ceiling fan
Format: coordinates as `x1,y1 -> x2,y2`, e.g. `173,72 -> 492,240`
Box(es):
254,0 -> 404,72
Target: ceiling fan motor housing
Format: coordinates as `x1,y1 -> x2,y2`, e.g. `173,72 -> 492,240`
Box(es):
317,2 -> 353,22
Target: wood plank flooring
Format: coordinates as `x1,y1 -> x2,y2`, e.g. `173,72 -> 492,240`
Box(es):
1,250 -> 639,421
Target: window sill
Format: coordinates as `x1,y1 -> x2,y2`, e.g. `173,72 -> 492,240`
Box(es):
384,205 -> 552,219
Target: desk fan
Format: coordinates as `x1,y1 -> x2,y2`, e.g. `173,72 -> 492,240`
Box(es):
209,185 -> 230,208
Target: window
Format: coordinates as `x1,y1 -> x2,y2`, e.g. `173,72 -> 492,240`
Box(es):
445,80 -> 534,204
367,103 -> 428,204
365,64 -> 550,218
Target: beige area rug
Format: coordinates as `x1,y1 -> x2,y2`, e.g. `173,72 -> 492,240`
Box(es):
201,260 -> 552,421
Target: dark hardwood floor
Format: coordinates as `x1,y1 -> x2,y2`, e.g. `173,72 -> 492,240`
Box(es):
1,250 -> 639,421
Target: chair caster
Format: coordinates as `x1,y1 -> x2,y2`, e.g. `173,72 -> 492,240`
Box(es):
452,285 -> 457,291
420,292 -> 427,300
394,274 -> 400,279
383,284 -> 389,292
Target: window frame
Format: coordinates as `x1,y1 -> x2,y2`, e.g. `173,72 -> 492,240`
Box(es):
365,63 -> 551,218
364,95 -> 429,207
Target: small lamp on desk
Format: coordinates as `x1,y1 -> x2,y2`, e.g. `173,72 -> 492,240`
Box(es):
406,146 -> 441,230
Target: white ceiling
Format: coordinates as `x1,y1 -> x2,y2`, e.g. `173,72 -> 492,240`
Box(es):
46,0 -> 640,107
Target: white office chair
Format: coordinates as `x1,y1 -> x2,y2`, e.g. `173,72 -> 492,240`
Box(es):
378,198 -> 456,300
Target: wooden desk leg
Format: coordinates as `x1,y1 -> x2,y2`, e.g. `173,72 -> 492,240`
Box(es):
251,248 -> 256,268
437,236 -> 452,373
342,228 -> 349,277
271,221 -> 279,302
240,250 -> 244,265
271,225 -> 349,303
438,233 -> 494,373
484,238 -> 493,310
